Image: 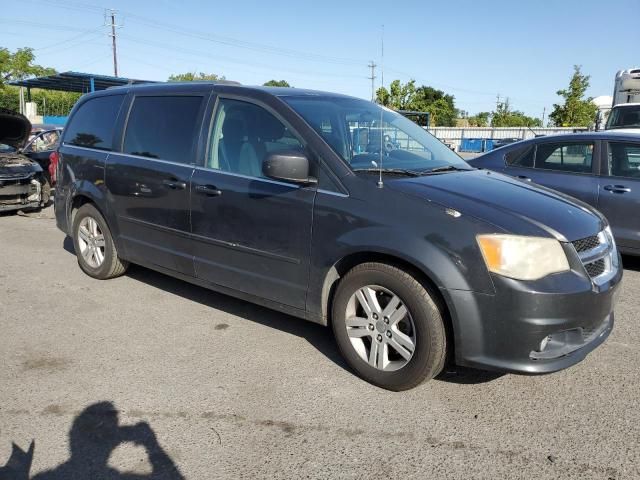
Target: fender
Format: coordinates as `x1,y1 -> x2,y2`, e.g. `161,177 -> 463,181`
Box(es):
308,223 -> 496,324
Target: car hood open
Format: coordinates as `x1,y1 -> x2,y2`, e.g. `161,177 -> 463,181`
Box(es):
0,109 -> 31,149
388,169 -> 605,242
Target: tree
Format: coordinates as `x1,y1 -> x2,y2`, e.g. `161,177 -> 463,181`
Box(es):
549,65 -> 598,127
375,80 -> 458,126
0,47 -> 55,84
468,111 -> 490,127
168,72 -> 224,82
490,98 -> 542,127
263,79 -> 290,87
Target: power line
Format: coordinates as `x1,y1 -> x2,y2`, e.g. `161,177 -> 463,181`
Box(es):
118,33 -> 367,81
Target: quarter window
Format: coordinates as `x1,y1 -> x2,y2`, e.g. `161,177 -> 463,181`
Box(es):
65,95 -> 124,151
534,142 -> 594,173
123,96 -> 203,163
505,145 -> 534,167
207,98 -> 304,178
608,142 -> 640,178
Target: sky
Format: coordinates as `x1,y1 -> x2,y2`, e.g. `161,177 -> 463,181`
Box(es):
2,0 -> 639,119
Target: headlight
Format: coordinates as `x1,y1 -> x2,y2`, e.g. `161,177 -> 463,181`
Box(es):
477,234 -> 570,281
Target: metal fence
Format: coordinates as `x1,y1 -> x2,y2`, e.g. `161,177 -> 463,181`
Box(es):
426,127 -> 588,152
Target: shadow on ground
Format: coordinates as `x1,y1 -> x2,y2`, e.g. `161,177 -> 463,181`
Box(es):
62,237 -> 502,385
0,402 -> 184,480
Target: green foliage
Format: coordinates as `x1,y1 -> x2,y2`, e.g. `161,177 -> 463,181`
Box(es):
549,65 -> 598,127
0,47 -> 56,85
263,79 -> 291,87
490,98 -> 542,127
168,72 -> 225,82
375,80 -> 457,126
0,85 -> 80,116
467,111 -> 490,127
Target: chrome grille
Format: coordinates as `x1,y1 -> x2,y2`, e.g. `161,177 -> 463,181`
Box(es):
572,235 -> 600,253
571,230 -> 617,284
584,259 -> 605,277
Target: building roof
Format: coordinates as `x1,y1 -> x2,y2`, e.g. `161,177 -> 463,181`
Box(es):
8,71 -> 156,93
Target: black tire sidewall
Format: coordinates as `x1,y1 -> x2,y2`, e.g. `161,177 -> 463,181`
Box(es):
332,265 -> 445,390
72,204 -> 117,279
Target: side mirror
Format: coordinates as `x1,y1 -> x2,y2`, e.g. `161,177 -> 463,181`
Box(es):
262,150 -> 317,185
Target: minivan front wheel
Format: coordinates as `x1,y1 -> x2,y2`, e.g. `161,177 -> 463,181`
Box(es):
72,203 -> 129,279
332,262 -> 446,391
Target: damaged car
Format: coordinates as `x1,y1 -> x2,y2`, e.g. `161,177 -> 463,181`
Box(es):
0,109 -> 51,213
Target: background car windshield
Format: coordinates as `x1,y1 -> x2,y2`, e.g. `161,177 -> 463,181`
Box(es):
284,96 -> 469,172
607,105 -> 640,129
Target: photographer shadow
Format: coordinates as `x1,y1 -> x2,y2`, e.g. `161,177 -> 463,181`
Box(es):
29,402 -> 183,480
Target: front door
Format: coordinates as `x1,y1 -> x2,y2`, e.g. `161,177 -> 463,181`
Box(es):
597,140 -> 640,251
190,97 -> 315,309
106,93 -> 206,274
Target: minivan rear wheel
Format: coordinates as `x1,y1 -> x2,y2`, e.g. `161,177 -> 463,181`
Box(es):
72,203 -> 129,279
332,262 -> 446,391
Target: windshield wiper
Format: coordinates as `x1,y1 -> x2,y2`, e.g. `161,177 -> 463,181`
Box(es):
422,165 -> 470,174
352,168 -> 420,177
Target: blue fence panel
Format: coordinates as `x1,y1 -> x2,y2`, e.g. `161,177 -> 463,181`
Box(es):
43,115 -> 68,125
460,138 -> 483,153
483,139 -> 495,152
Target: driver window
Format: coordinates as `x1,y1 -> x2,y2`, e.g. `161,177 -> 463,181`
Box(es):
32,130 -> 60,152
208,98 -> 303,178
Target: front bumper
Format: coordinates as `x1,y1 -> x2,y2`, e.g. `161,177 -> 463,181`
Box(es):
444,255 -> 621,374
0,177 -> 43,212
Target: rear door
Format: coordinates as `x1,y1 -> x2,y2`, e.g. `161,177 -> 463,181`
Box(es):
105,92 -> 207,275
514,140 -> 600,206
597,140 -> 640,251
190,95 -> 316,309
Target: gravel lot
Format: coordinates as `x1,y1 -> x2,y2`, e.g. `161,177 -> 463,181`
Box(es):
1,205 -> 639,479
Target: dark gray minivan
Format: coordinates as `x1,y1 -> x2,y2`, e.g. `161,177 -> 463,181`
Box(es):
54,83 -> 621,390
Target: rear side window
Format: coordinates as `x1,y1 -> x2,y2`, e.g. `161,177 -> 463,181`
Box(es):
505,145 -> 534,167
608,142 -> 640,178
65,95 -> 124,151
123,96 -> 203,164
534,142 -> 594,173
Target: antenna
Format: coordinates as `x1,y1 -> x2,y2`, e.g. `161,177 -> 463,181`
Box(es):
377,103 -> 384,188
377,25 -> 385,188
380,25 -> 385,90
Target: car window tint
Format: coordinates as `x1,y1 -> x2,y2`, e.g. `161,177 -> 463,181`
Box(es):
608,142 -> 640,178
123,96 -> 203,163
65,95 -> 124,151
505,145 -> 534,167
208,98 -> 303,179
534,142 -> 594,173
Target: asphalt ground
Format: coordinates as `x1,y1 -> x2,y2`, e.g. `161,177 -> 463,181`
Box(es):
1,205 -> 639,479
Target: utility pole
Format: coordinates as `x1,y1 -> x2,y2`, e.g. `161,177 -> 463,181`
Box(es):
541,106 -> 546,127
496,93 -> 501,110
106,10 -> 120,77
368,61 -> 377,101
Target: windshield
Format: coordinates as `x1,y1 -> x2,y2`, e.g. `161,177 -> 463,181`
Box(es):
606,105 -> 640,129
283,96 -> 470,173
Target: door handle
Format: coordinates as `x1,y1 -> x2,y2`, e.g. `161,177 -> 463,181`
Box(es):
162,179 -> 187,190
517,175 -> 532,182
195,184 -> 222,196
603,184 -> 631,193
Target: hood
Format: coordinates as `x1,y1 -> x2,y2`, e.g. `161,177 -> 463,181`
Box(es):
388,170 -> 604,242
0,109 -> 31,149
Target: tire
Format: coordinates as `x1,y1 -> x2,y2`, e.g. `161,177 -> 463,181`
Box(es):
72,203 -> 129,279
331,262 -> 447,391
